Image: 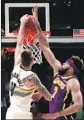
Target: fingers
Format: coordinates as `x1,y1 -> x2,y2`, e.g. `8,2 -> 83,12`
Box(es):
32,6 -> 38,20
20,6 -> 39,27
32,6 -> 38,13
32,17 -> 38,24
35,6 -> 38,12
32,7 -> 34,14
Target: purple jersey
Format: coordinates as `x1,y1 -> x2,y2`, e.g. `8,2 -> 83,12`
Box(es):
49,74 -> 74,120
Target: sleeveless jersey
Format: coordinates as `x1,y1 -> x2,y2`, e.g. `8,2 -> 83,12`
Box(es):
49,73 -> 75,119
9,64 -> 35,111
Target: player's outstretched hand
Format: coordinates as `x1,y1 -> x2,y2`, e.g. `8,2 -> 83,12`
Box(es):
32,17 -> 40,30
32,6 -> 38,20
20,14 -> 30,25
20,14 -> 37,30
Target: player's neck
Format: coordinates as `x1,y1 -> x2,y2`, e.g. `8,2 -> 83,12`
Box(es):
63,72 -> 73,77
21,64 -> 32,71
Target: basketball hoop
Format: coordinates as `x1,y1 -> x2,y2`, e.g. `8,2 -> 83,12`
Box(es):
12,29 -> 51,64
13,29 -> 50,45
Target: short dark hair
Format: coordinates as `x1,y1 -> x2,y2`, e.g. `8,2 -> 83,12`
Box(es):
71,56 -> 84,74
21,50 -> 33,66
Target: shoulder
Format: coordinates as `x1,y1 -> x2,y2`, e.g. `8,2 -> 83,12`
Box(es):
12,64 -> 20,73
14,62 -> 21,68
23,72 -> 40,85
67,78 -> 80,91
26,72 -> 39,80
30,72 -> 38,77
13,63 -> 20,69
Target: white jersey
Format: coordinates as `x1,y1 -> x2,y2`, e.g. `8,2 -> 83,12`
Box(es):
9,64 -> 35,112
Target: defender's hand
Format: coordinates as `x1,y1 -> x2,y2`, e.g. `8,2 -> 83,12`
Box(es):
32,6 -> 38,20
32,17 -> 40,30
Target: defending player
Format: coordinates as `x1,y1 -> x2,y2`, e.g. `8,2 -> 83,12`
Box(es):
32,7 -> 83,120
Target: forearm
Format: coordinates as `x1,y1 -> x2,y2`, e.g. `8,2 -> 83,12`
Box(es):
36,24 -> 49,48
38,86 -> 52,101
14,23 -> 25,66
17,23 -> 25,45
57,104 -> 82,117
25,73 -> 52,102
36,21 -> 61,72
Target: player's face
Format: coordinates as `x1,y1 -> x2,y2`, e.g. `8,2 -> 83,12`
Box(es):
62,61 -> 70,70
59,61 -> 71,74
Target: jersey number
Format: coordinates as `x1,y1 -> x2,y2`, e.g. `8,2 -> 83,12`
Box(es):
52,86 -> 58,98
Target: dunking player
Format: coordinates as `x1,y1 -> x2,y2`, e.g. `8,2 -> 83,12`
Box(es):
32,7 -> 83,120
6,14 -> 52,119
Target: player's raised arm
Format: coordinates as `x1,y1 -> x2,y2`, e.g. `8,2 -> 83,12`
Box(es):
23,73 -> 52,101
32,7 -> 61,74
32,16 -> 61,74
32,6 -> 49,48
14,14 -> 29,66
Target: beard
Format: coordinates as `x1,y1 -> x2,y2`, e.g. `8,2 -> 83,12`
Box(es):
59,68 -> 69,75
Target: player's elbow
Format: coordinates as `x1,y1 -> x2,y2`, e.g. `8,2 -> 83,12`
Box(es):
48,96 -> 52,101
75,103 -> 83,112
49,97 -> 52,101
44,95 -> 52,101
78,103 -> 83,111
43,91 -> 52,101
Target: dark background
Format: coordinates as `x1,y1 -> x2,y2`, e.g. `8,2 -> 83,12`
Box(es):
1,0 -> 84,36
1,0 -> 84,120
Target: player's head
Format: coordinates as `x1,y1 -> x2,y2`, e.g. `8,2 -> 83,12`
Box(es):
60,56 -> 84,76
21,50 -> 34,67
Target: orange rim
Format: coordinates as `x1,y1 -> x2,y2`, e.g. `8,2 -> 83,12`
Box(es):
12,29 -> 51,45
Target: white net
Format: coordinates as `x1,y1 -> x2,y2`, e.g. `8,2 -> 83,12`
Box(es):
23,43 -> 42,64
22,31 -> 50,65
2,30 -> 50,65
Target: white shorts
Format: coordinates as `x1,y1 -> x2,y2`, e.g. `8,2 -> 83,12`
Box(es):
6,105 -> 33,119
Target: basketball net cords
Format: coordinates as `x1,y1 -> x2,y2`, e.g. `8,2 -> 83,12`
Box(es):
23,42 -> 42,64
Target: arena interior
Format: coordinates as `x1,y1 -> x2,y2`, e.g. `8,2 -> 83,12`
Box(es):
1,0 -> 84,120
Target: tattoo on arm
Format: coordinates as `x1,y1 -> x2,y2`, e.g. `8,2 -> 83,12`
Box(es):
24,74 -> 52,101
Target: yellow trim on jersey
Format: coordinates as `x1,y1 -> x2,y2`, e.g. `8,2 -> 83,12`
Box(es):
15,86 -> 35,94
63,87 -> 69,110
62,76 -> 75,109
61,75 -> 75,81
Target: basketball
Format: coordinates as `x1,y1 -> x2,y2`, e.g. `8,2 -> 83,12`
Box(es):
26,15 -> 37,32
